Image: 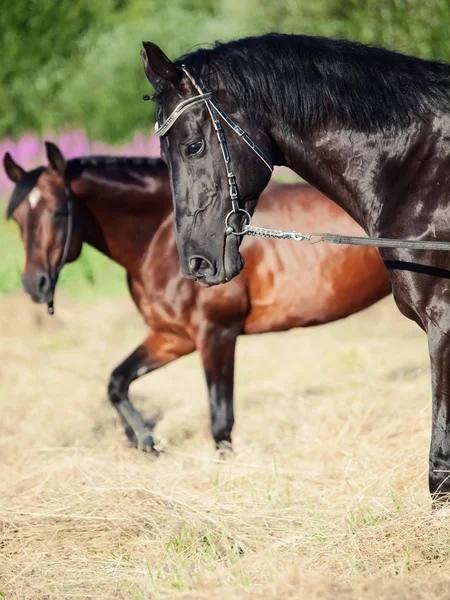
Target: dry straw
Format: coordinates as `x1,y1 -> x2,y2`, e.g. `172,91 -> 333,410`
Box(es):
1,293 -> 449,598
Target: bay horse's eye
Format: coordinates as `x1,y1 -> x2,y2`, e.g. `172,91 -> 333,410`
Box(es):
186,140 -> 203,156
53,209 -> 68,220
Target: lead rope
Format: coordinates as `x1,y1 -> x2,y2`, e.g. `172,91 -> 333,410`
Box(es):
240,222 -> 450,252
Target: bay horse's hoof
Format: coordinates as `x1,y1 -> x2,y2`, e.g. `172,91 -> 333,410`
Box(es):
138,434 -> 160,456
216,440 -> 233,459
124,430 -> 161,456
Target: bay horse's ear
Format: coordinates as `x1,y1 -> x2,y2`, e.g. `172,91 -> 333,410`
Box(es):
141,41 -> 182,89
3,152 -> 25,183
45,141 -> 66,176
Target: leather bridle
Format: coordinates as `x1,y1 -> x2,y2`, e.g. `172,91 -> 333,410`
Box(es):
47,180 -> 74,315
152,66 -> 273,234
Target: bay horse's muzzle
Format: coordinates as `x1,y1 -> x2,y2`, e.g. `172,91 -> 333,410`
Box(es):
22,270 -> 54,304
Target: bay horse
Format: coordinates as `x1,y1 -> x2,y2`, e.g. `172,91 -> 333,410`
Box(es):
141,35 -> 450,498
3,142 -> 390,453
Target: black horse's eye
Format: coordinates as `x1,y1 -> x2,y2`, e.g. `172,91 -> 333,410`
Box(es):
187,140 -> 203,156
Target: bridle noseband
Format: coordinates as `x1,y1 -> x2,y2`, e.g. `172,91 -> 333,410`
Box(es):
47,180 -> 74,315
153,66 -> 273,234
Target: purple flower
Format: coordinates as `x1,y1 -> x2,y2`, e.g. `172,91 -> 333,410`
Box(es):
0,130 -> 162,196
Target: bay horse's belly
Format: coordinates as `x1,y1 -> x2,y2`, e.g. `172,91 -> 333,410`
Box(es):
241,195 -> 391,335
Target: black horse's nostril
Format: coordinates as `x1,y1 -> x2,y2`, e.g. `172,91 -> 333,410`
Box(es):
189,256 -> 204,276
188,255 -> 215,278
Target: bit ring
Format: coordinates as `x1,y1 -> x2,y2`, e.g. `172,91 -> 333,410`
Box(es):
225,208 -> 252,237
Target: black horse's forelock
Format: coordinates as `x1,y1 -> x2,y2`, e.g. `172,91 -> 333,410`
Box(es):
175,33 -> 450,134
6,156 -> 167,219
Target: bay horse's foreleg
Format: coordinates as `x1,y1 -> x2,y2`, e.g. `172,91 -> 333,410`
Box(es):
198,325 -> 240,450
108,331 -> 194,453
428,322 -> 450,501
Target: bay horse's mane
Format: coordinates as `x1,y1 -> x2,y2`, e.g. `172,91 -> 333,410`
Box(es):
171,33 -> 450,135
6,155 -> 166,219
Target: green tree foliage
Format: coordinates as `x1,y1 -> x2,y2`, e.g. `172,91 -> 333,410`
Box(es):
0,0 -> 118,135
1,0 -> 449,142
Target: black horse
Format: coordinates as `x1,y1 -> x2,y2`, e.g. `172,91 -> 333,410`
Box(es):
141,34 -> 450,501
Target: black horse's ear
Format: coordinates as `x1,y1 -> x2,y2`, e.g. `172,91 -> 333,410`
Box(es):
141,41 -> 182,89
45,141 -> 66,175
3,152 -> 25,183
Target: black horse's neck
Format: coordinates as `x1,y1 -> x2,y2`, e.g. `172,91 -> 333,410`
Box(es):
275,118 -> 450,235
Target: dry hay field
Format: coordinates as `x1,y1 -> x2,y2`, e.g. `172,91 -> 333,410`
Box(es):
2,291 -> 450,599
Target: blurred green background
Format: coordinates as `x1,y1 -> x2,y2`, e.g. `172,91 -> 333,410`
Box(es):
1,0 -> 449,303
2,0 -> 450,143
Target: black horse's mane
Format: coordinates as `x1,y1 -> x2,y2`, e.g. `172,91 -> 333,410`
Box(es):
6,155 -> 166,219
173,33 -> 450,134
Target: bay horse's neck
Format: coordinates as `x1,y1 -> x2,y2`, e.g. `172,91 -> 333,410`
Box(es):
69,162 -> 171,277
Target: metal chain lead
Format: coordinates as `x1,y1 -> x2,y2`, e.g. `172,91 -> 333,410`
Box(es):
242,224 -> 310,242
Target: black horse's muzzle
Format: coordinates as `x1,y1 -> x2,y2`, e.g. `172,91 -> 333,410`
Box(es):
181,230 -> 244,287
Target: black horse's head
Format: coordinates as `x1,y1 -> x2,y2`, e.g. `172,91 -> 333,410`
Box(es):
141,42 -> 274,287
3,142 -> 82,306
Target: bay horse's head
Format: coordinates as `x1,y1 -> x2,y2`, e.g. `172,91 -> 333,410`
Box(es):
3,142 -> 82,310
141,42 -> 274,287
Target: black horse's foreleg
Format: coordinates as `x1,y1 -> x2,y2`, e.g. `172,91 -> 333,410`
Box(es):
428,323 -> 450,501
108,332 -> 193,453
198,325 -> 240,450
